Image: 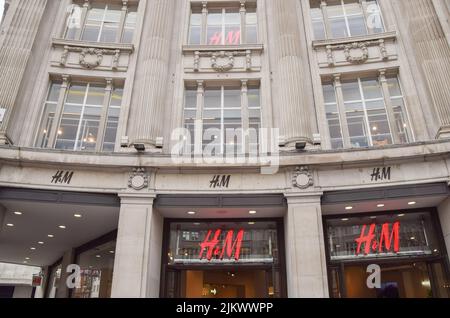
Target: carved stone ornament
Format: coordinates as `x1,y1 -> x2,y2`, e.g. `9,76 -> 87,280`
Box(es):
211,51 -> 235,72
79,48 -> 104,69
128,168 -> 149,190
343,42 -> 369,64
292,166 -> 314,189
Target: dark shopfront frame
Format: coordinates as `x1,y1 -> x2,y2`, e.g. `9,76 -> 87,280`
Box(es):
159,218 -> 288,298
322,207 -> 450,298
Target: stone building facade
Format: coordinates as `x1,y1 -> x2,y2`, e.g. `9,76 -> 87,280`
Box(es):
0,0 -> 450,298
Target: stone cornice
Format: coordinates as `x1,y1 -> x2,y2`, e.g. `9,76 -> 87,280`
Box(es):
52,38 -> 135,53
1,141 -> 450,169
312,31 -> 397,49
182,43 -> 264,53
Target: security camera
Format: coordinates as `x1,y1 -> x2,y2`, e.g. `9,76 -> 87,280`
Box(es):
134,143 -> 146,152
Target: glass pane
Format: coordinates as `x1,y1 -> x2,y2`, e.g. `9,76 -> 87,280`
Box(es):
86,85 -> 105,106
323,84 -> 337,104
207,26 -> 223,45
77,106 -> 101,151
330,18 -> 348,38
224,25 -> 241,45
225,10 -> 240,24
65,26 -> 79,40
82,24 -> 101,42
125,11 -> 137,27
190,12 -> 202,26
48,83 -> 62,102
86,8 -> 105,22
71,240 -> 116,298
56,105 -> 82,150
104,8 -> 121,23
431,262 -> 450,298
185,89 -> 197,109
387,77 -> 402,97
208,10 -> 223,25
246,25 -> 258,43
366,1 -> 384,33
224,89 -> 241,108
313,20 -> 326,40
248,88 -> 260,108
348,15 -> 367,36
327,4 -> 345,18
344,2 -> 363,15
67,85 -> 87,104
361,78 -> 382,99
392,99 -> 410,144
36,103 -> 56,148
342,81 -> 361,101
110,88 -> 123,107
204,89 -> 221,109
347,112 -> 369,147
122,28 -> 134,43
368,110 -> 392,146
103,107 -> 120,152
100,23 -> 118,42
189,25 -> 201,44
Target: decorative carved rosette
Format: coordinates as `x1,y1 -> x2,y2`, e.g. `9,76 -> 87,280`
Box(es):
343,42 -> 369,64
79,48 -> 104,69
128,168 -> 149,190
211,51 -> 235,72
292,166 -> 314,189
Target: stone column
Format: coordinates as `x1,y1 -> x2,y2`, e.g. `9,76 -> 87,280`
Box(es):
284,193 -> 329,298
0,0 -> 48,144
126,0 -> 176,150
397,0 -> 450,139
111,193 -> 163,298
267,0 -> 316,148
438,196 -> 450,264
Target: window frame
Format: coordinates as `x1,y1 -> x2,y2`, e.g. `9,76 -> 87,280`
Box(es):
35,78 -> 123,153
309,0 -> 386,40
188,3 -> 258,46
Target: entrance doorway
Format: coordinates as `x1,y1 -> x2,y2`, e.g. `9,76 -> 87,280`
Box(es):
179,268 -> 270,298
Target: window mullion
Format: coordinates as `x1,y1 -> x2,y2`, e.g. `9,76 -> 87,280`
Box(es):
358,78 -> 374,147
333,74 -> 351,148
320,0 -> 331,39
241,80 -> 250,154
201,3 -> 208,45
97,5 -> 108,42
341,0 -> 351,37
78,0 -> 91,40
74,84 -> 90,151
240,2 -> 246,44
194,81 -> 204,156
47,75 -> 70,148
116,1 -> 128,43
221,86 -> 225,154
96,79 -> 113,152
222,9 -> 226,45
360,0 -> 372,34
379,70 -> 401,144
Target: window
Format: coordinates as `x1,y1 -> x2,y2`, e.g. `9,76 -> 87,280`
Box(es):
189,5 -> 257,45
309,0 -> 384,40
64,2 -> 137,43
322,74 -> 411,149
183,83 -> 261,155
36,80 -> 123,152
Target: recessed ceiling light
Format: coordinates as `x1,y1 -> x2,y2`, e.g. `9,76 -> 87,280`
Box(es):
38,242 -> 44,245
14,211 -> 23,215
341,218 -> 349,221
434,249 -> 438,253
25,257 -> 30,260
47,234 -> 54,238
249,211 -> 257,215
109,251 -> 115,254
74,214 -> 82,218
370,216 -> 377,219
193,222 -> 201,226
96,255 -> 101,258
410,236 -> 416,240
23,261 -> 28,264
58,225 -> 66,229
6,223 -> 14,227
345,206 -> 353,210
377,204 -> 385,208
30,247 -> 36,250
398,214 -> 405,217
408,201 -> 417,205
187,211 -> 196,215
248,222 -> 255,225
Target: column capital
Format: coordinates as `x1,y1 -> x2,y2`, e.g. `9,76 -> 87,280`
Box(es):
284,191 -> 323,205
118,192 -> 157,205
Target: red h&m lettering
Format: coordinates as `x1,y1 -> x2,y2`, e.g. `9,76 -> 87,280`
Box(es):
199,229 -> 244,261
226,30 -> 240,45
355,222 -> 400,255
209,32 -> 223,45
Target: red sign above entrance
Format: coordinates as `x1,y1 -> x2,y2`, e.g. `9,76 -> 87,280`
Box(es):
355,222 -> 400,255
199,229 -> 244,261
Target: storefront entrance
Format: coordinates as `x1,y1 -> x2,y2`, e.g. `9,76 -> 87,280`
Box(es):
324,209 -> 450,298
169,268 -> 271,298
160,219 -> 286,298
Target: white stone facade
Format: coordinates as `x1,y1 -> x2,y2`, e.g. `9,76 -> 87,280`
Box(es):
0,0 -> 449,298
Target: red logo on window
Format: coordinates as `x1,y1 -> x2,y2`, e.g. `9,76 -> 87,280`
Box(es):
355,222 -> 400,255
208,31 -> 241,45
199,229 -> 244,261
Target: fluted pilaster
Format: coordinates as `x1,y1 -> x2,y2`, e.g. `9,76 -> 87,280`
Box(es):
399,0 -> 450,138
0,0 -> 47,144
268,0 -> 314,147
127,0 -> 175,149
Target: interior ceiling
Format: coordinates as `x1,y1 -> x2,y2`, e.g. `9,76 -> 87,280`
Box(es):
0,200 -> 119,267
